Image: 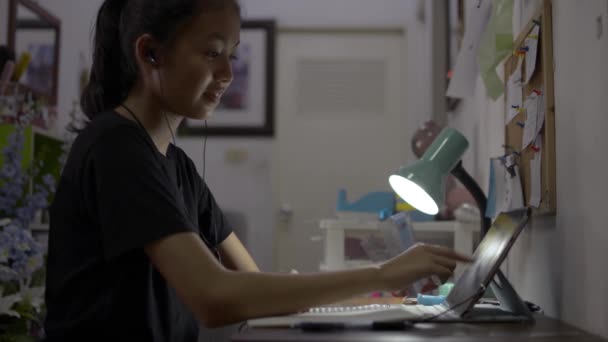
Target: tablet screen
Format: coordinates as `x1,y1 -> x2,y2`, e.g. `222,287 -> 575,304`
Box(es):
445,208 -> 530,316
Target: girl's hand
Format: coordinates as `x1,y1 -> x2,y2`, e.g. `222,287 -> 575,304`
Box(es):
378,243 -> 472,291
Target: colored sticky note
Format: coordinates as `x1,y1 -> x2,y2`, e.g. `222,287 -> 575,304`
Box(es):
478,0 -> 514,100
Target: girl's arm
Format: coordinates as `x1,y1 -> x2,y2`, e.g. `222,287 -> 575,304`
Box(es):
146,232 -> 469,328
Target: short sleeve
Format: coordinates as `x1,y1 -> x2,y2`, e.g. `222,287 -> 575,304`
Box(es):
198,181 -> 233,247
87,125 -> 198,260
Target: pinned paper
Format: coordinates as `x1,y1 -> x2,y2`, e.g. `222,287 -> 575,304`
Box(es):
529,140 -> 543,208
504,155 -> 524,211
535,92 -> 545,137
447,0 -> 493,98
524,24 -> 540,84
521,93 -> 539,148
478,0 -> 514,100
506,57 -> 523,124
486,155 -> 524,221
486,158 -> 503,220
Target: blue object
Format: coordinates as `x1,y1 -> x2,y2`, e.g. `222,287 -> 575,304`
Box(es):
336,189 -> 395,216
378,208 -> 393,221
417,294 -> 446,306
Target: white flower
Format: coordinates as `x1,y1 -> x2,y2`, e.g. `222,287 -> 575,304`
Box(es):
20,286 -> 44,312
0,292 -> 22,318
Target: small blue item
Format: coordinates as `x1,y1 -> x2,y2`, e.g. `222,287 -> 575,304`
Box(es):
378,208 -> 393,221
336,189 -> 395,217
417,294 -> 446,306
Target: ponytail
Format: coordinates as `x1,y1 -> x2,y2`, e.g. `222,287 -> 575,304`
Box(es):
81,0 -> 129,119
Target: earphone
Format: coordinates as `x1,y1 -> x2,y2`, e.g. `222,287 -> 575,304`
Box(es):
147,49 -> 158,66
123,47 -> 217,257
145,48 -> 208,182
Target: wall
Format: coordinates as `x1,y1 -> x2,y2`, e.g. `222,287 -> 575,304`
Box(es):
447,0 -> 608,338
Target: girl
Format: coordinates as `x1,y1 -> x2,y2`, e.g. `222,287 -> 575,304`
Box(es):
44,0 -> 471,341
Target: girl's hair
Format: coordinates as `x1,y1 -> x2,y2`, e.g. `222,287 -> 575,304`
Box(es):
81,0 -> 241,119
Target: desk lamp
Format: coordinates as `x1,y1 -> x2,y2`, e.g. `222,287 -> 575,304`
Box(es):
388,129 -> 534,319
389,127 -> 491,235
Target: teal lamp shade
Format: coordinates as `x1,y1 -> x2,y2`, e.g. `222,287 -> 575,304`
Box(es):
389,128 -> 469,215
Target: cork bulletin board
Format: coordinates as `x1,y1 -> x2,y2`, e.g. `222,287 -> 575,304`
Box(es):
503,0 -> 556,215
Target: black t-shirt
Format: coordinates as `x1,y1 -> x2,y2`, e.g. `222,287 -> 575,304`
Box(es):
44,111 -> 232,341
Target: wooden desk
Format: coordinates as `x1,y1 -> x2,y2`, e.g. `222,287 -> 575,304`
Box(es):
232,316 -> 607,342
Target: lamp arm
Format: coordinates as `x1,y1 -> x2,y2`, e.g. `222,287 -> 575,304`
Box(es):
450,161 -> 491,236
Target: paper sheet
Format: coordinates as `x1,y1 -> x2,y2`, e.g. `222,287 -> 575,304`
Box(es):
486,155 -> 524,221
504,155 -> 524,211
529,142 -> 542,208
506,57 -> 523,124
535,93 -> 545,137
478,0 -> 514,100
447,0 -> 493,98
486,158 -> 496,219
506,162 -> 524,211
524,24 -> 541,84
521,93 -> 539,148
485,158 -> 503,220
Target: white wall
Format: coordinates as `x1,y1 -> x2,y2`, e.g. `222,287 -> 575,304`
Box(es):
447,0 -> 608,338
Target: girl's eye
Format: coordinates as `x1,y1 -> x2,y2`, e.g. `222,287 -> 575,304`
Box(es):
229,55 -> 239,61
206,51 -> 220,58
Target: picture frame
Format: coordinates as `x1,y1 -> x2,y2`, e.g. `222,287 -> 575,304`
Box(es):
8,0 -> 61,107
178,20 -> 276,137
446,0 -> 465,111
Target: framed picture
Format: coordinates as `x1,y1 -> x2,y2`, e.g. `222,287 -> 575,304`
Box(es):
8,0 -> 61,107
446,0 -> 465,111
179,20 -> 276,137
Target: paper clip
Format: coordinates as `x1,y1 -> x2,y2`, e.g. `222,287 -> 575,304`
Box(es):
511,105 -> 520,109
518,46 -> 530,52
533,19 -> 541,26
531,145 -> 541,153
515,121 -> 525,128
532,89 -> 542,96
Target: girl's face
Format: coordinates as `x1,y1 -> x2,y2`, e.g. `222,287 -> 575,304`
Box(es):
154,7 -> 241,120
